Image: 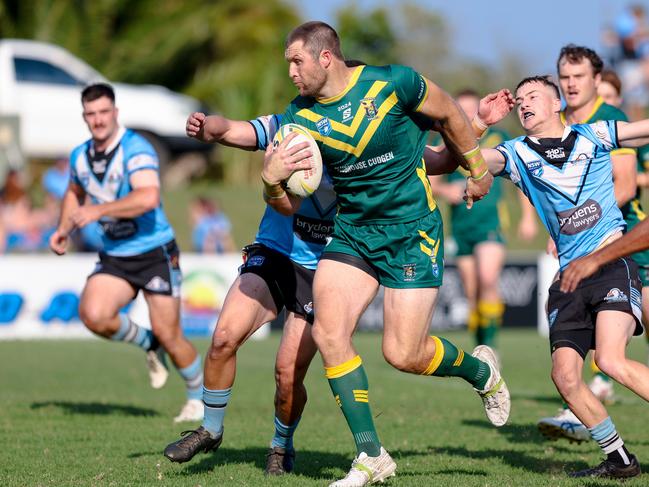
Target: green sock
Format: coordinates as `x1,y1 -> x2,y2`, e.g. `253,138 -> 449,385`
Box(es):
423,336 -> 491,390
325,356 -> 381,457
477,300 -> 503,348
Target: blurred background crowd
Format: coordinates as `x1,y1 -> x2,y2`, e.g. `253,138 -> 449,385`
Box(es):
1,1 -> 649,255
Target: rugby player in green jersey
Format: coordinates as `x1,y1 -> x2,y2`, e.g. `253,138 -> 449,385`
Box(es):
538,45 -> 649,442
263,21 -> 512,486
430,89 -> 538,349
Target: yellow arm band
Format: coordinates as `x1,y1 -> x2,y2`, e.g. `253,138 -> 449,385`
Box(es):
471,115 -> 488,139
462,145 -> 489,178
261,173 -> 286,199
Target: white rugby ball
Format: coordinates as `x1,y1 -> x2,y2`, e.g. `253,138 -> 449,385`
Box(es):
273,123 -> 323,198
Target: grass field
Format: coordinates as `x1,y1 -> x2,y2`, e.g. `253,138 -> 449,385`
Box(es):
2,329 -> 649,486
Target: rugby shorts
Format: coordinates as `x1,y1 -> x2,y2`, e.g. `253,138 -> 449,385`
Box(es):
548,257 -> 643,359
239,243 -> 315,323
321,209 -> 444,288
90,239 -> 181,297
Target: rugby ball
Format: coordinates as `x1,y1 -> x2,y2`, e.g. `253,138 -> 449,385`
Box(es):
273,123 -> 322,198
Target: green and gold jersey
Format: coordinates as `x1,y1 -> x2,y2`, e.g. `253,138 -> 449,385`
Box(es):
282,64 -> 435,225
561,97 -> 643,224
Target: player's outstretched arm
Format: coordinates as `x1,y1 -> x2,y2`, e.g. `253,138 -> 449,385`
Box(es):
417,79 -> 493,207
464,148 -> 506,205
560,218 -> 649,292
617,119 -> 649,147
261,132 -> 312,215
186,112 -> 258,150
424,90 -> 514,177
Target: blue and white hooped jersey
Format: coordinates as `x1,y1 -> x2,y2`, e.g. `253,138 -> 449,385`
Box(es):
497,121 -> 625,270
69,127 -> 175,256
249,115 -> 337,269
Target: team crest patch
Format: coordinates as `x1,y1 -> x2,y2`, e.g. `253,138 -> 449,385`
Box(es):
604,288 -> 628,303
430,258 -> 439,278
316,117 -> 332,136
525,160 -> 543,177
548,309 -> 558,327
403,263 -> 417,282
360,98 -> 378,120
246,255 -> 265,267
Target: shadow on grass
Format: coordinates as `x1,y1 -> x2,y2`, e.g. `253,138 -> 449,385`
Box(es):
164,446 -> 350,480
418,445 -> 589,475
512,392 -> 564,405
30,401 -> 159,417
461,419 -> 547,445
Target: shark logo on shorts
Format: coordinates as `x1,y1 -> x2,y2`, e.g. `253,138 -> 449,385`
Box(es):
604,288 -> 628,303
548,309 -> 558,327
403,263 -> 417,282
303,301 -> 314,316
145,276 -> 171,293
316,117 -> 332,136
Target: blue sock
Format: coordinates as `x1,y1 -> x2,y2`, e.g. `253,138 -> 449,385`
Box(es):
202,387 -> 231,437
271,415 -> 300,450
111,314 -> 153,350
589,416 -> 631,465
178,355 -> 203,400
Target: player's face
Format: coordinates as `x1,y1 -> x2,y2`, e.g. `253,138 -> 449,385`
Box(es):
456,95 -> 479,119
558,57 -> 600,109
82,96 -> 119,145
597,81 -> 622,108
515,82 -> 560,133
285,40 -> 326,97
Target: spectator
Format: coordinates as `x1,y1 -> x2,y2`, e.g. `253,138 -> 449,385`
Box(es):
614,5 -> 649,120
190,196 -> 235,253
0,170 -> 49,252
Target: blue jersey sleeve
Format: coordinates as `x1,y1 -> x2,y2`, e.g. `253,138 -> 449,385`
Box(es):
576,121 -> 620,153
249,114 -> 282,151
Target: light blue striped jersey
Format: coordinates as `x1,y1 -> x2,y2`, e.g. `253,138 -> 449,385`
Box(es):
497,121 -> 625,269
70,127 -> 174,256
249,115 -> 336,269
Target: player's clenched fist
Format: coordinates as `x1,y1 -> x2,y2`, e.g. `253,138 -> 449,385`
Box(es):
186,112 -> 206,140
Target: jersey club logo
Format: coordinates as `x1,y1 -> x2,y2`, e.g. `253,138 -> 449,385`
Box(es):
360,97 -> 378,120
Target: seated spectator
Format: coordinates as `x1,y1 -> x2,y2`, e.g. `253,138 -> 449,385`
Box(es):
190,196 -> 235,254
0,170 -> 49,252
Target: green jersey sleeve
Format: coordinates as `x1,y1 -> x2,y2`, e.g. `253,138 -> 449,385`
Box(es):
390,64 -> 428,112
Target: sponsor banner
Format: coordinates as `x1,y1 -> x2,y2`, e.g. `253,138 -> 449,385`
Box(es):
0,254 -> 241,340
355,260 -> 539,331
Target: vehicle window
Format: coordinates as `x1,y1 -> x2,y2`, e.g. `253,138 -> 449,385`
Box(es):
14,57 -> 81,85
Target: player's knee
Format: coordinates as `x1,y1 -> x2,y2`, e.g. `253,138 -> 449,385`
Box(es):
594,354 -> 626,383
311,322 -> 339,352
209,327 -> 242,359
550,365 -> 580,398
78,304 -> 112,333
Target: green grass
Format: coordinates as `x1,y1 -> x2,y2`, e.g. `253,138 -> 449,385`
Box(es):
2,330 -> 649,486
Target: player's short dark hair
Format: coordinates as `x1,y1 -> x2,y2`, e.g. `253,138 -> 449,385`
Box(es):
454,88 -> 480,100
557,44 -> 604,76
516,76 -> 561,99
600,69 -> 622,95
286,21 -> 344,61
81,83 -> 115,104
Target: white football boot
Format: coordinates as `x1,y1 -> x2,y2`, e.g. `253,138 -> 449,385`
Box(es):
146,347 -> 169,389
173,399 -> 204,423
472,345 -> 511,426
537,407 -> 590,443
329,448 -> 396,487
